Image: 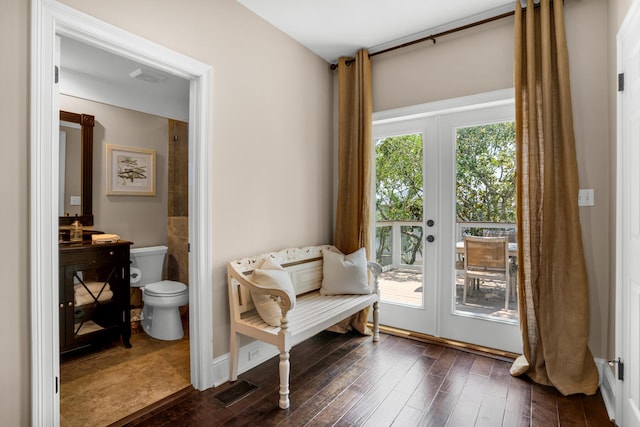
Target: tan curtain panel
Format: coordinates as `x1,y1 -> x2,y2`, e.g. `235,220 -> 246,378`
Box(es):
334,49 -> 373,335
511,0 -> 598,395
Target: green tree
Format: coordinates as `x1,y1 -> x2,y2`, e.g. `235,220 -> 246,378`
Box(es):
375,123 -> 516,264
456,122 -> 516,223
375,134 -> 423,265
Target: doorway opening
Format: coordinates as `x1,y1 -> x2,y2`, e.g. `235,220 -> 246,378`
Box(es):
31,1 -> 213,423
372,89 -> 521,354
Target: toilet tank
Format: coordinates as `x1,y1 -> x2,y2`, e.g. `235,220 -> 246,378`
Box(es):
130,245 -> 168,286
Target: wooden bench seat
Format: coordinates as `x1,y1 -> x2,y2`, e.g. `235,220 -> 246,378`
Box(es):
227,245 -> 381,409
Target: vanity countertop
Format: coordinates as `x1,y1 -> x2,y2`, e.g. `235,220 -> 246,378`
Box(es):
59,240 -> 132,251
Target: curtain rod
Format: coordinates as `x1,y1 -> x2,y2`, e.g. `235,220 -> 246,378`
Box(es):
329,9 -> 515,70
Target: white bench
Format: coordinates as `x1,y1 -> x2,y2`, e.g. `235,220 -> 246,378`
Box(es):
227,245 -> 381,409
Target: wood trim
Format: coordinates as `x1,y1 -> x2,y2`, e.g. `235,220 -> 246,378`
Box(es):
33,2 -> 214,424
375,324 -> 519,362
107,386 -> 193,427
59,110 -> 94,226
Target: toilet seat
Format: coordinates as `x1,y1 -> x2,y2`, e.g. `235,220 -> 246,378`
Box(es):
144,280 -> 187,297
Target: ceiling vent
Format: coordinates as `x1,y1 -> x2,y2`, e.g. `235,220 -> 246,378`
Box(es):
129,68 -> 168,84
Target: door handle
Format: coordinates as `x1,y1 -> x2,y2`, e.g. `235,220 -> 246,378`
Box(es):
427,235 -> 435,243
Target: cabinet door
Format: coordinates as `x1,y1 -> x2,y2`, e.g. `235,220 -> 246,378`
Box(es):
71,263 -> 120,339
59,266 -> 75,349
60,244 -> 131,352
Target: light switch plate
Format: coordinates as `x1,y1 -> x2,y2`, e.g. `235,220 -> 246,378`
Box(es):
70,196 -> 81,206
578,189 -> 594,207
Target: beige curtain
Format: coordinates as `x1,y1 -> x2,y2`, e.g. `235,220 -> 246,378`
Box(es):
511,0 -> 598,395
334,49 -> 373,335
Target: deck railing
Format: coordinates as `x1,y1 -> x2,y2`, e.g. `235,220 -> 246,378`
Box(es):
375,220 -> 423,271
375,220 -> 516,271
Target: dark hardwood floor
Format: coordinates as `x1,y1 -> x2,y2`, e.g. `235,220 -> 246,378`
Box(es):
116,331 -> 613,427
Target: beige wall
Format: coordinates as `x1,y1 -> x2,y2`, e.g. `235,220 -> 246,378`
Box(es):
1,0 -> 29,425
372,17 -> 514,111
611,0 -> 635,26
372,0 -> 611,358
4,0 -> 333,424
60,95 -> 170,248
54,0 -> 334,343
57,0 -> 334,363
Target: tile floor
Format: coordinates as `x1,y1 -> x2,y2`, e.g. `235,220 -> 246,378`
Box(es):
60,319 -> 190,427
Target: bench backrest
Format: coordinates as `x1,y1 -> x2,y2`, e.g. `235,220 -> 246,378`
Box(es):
227,245 -> 333,316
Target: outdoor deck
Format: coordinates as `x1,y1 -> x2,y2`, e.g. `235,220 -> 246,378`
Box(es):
378,268 -> 518,321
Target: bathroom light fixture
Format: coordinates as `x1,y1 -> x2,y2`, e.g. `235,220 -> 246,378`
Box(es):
129,67 -> 168,83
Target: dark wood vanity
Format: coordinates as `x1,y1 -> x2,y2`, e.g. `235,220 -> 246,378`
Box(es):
59,241 -> 132,353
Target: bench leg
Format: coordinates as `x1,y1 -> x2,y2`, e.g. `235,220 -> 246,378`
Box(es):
229,330 -> 240,381
372,301 -> 380,342
278,350 -> 290,409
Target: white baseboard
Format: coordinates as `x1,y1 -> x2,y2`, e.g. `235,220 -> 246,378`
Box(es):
595,357 -> 616,422
210,341 -> 279,387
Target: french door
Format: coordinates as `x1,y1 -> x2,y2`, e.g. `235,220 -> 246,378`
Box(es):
374,117 -> 438,334
373,95 -> 521,353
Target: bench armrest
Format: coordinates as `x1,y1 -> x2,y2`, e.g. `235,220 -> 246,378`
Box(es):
228,266 -> 295,313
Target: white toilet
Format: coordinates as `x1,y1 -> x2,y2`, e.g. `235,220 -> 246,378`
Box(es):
130,246 -> 189,341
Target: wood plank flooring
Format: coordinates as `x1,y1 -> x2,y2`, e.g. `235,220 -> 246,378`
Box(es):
117,331 -> 613,427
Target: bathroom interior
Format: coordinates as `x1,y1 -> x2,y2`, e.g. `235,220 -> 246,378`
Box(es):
58,37 -> 194,426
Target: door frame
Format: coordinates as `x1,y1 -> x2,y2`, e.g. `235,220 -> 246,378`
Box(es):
372,88 -> 520,352
616,0 -> 640,425
31,1 -> 214,424
372,117 -> 439,335
436,105 -> 520,354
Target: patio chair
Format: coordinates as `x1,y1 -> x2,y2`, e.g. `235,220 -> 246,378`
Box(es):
483,229 -> 518,302
462,236 -> 511,310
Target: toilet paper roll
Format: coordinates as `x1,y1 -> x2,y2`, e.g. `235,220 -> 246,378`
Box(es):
130,267 -> 142,284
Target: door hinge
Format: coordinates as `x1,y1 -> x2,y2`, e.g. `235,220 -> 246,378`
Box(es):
188,243 -> 191,253
608,358 -> 624,380
618,73 -> 624,92
55,376 -> 59,394
55,65 -> 59,84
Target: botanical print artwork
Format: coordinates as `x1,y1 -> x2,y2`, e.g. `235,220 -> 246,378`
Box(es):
116,154 -> 148,187
106,144 -> 156,196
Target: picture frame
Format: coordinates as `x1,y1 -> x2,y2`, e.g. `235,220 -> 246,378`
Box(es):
106,144 -> 156,196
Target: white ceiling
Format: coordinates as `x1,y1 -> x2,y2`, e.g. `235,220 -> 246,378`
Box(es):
60,36 -> 190,120
234,0 -> 516,63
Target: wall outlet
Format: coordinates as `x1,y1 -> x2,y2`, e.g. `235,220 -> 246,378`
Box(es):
578,189 -> 595,207
248,349 -> 260,361
70,196 -> 81,206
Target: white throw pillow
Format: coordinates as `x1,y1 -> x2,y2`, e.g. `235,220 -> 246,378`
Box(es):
250,257 -> 296,327
320,247 -> 371,295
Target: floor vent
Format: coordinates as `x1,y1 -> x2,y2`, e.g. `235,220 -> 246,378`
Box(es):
212,380 -> 259,407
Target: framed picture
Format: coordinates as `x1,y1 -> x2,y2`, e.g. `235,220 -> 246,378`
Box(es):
106,144 -> 156,196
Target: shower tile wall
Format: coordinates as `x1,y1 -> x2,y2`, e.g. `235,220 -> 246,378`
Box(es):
168,119 -> 189,305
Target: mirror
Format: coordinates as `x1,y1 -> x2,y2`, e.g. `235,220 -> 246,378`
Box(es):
59,110 -> 94,226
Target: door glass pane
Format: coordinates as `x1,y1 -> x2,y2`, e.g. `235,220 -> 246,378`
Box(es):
454,122 -> 518,321
375,133 -> 423,307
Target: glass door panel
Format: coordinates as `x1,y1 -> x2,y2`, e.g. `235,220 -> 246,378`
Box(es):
453,122 -> 518,321
373,118 -> 439,335
437,105 -> 521,354
375,133 -> 424,309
